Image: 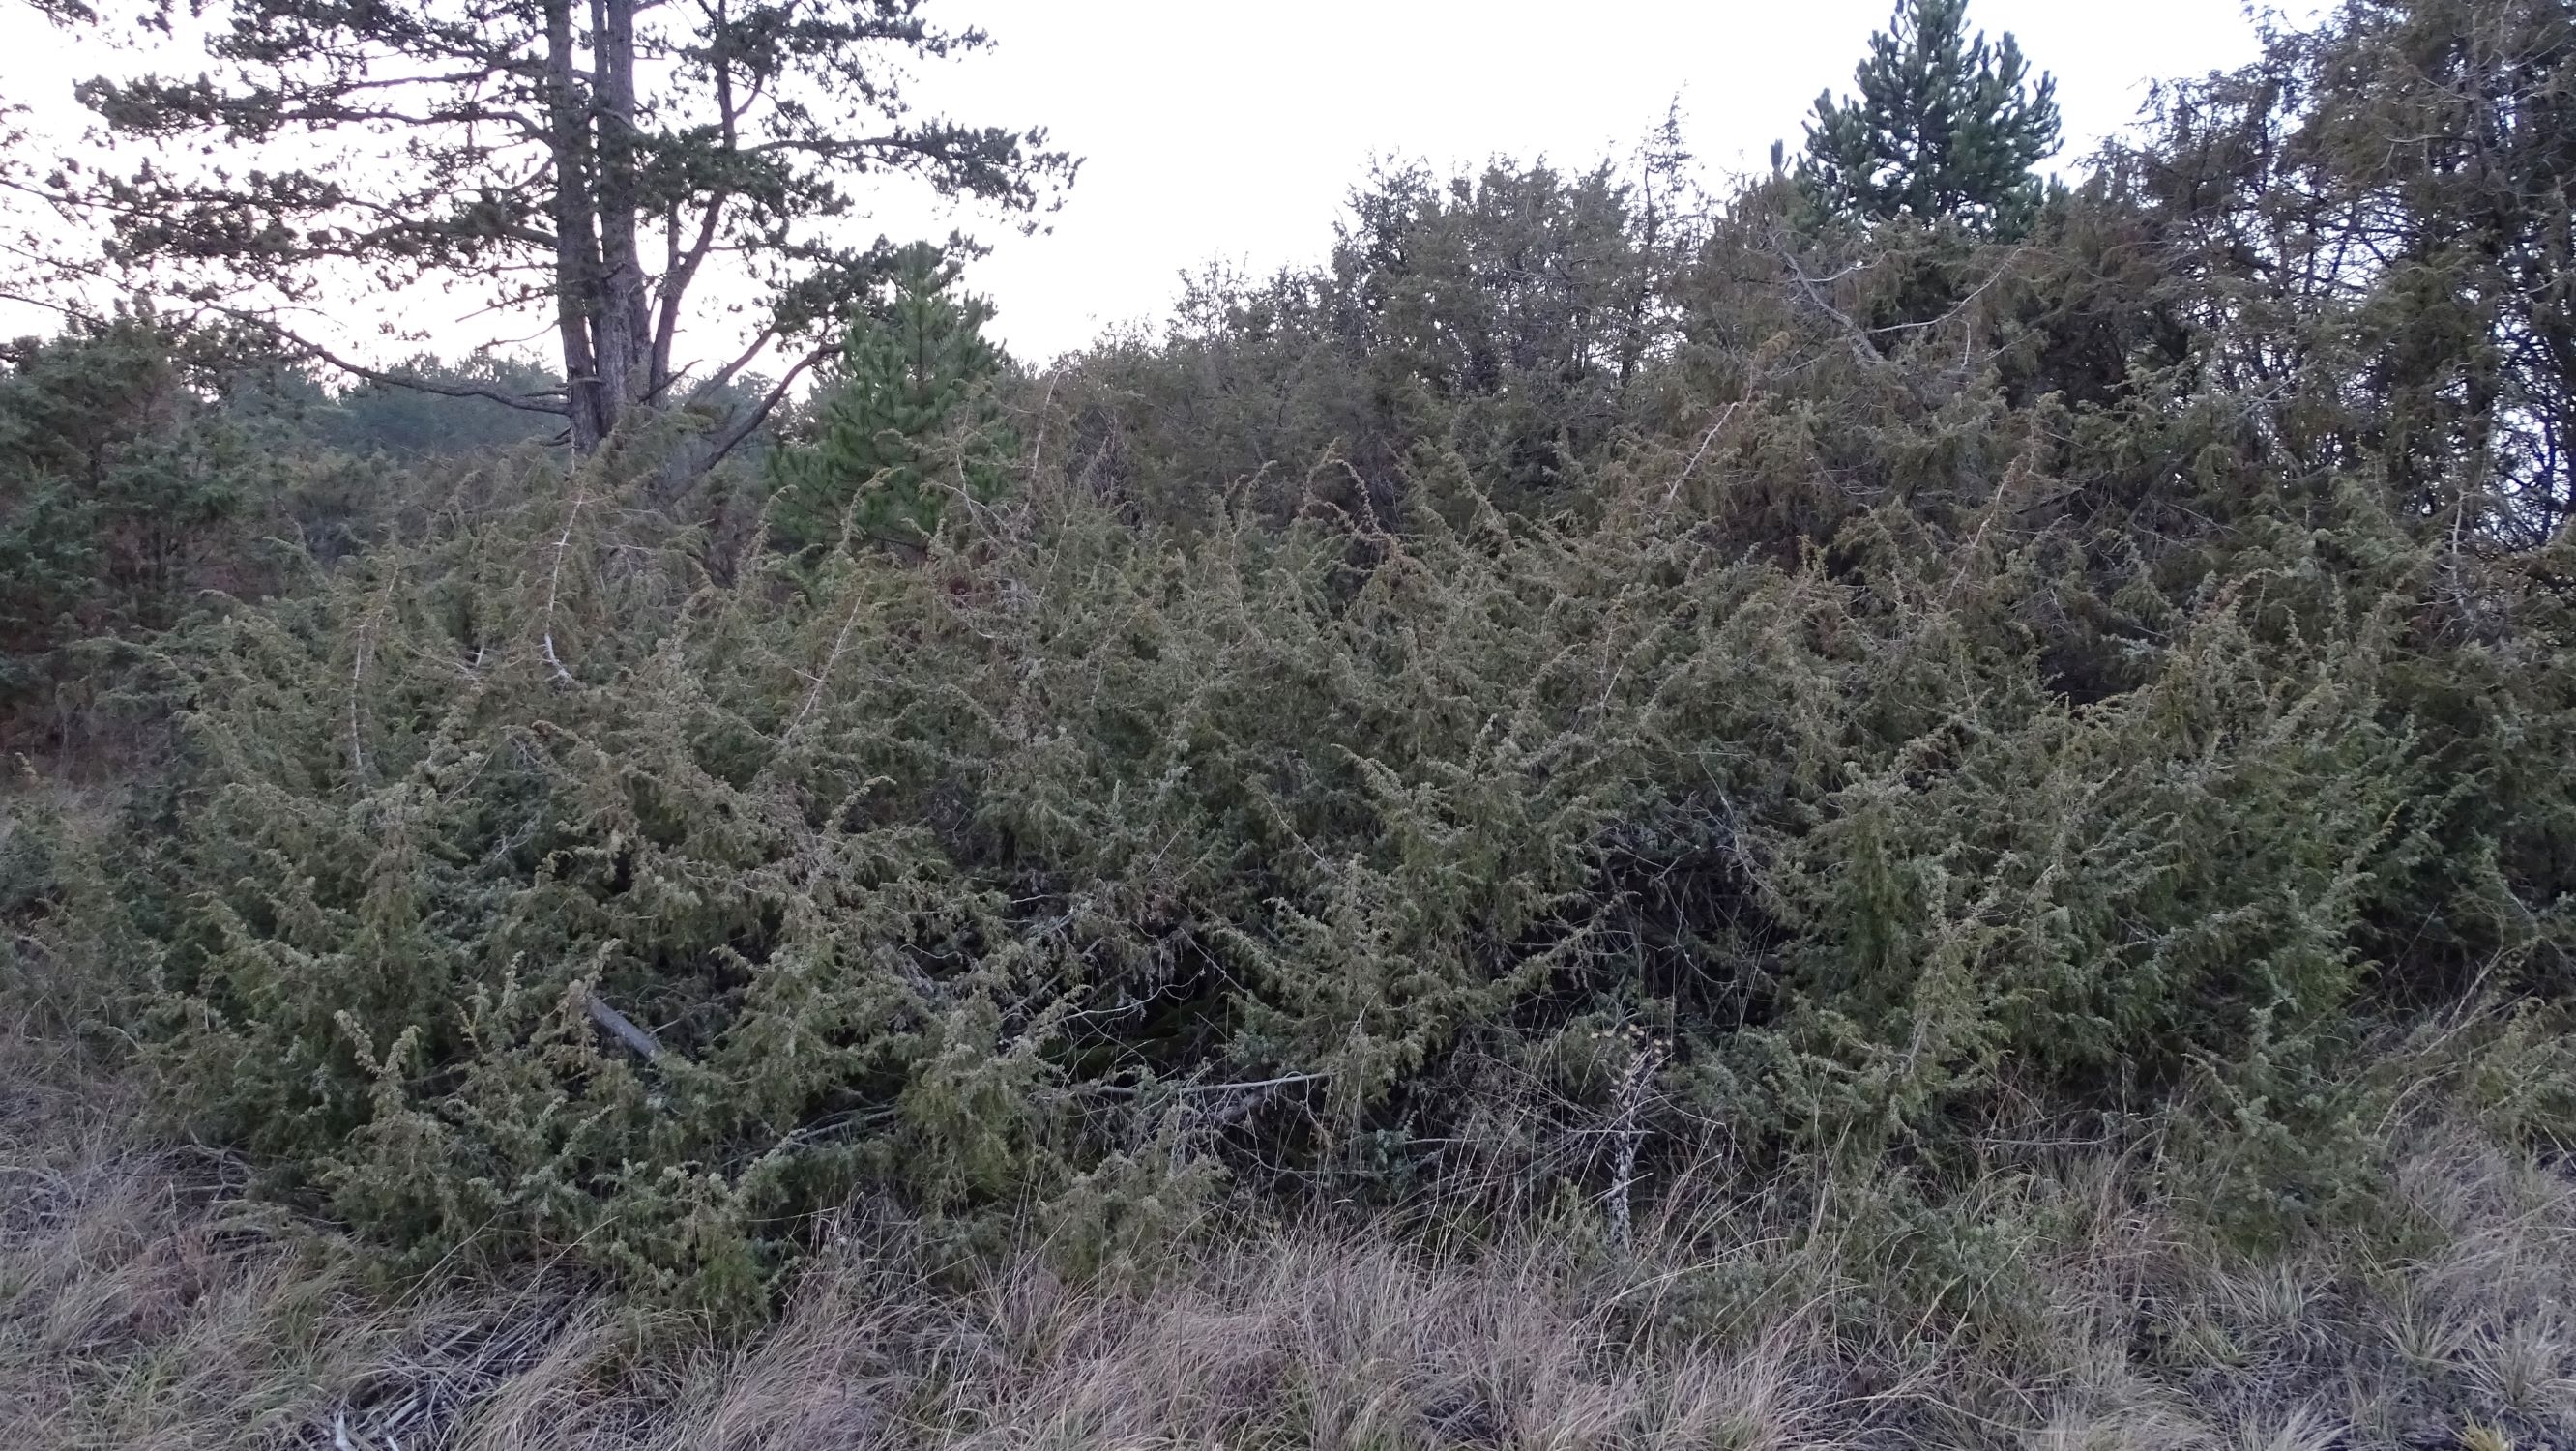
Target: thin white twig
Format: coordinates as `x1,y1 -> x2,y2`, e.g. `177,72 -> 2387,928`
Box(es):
539,481 -> 590,686
1085,1071 -> 1332,1100
797,593 -> 867,726
349,635 -> 371,782
347,568 -> 397,785
1667,402 -> 1742,502
1607,1032 -> 1667,1257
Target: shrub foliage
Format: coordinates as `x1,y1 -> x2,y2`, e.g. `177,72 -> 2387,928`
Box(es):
13,0 -> 2576,1318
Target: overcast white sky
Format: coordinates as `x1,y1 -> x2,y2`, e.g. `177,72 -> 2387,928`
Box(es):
1,0 -> 2290,366
917,0 -> 2286,361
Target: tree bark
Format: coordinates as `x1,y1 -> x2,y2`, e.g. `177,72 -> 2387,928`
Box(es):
591,0 -> 654,430
543,0 -> 607,452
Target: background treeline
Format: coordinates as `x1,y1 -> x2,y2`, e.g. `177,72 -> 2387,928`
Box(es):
7,1 -> 2576,1442
0,335 -> 554,747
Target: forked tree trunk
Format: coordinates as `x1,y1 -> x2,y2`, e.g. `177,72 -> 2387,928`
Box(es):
542,0 -> 607,452
540,0 -> 656,453
590,0 -> 655,431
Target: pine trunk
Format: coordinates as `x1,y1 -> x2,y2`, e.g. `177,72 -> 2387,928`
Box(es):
591,0 -> 654,433
542,0 -> 607,452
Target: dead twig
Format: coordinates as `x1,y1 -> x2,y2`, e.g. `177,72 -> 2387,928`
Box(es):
581,991 -> 662,1061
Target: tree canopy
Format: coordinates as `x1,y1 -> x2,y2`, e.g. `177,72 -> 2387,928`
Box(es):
55,0 -> 1075,454
1800,0 -> 2061,233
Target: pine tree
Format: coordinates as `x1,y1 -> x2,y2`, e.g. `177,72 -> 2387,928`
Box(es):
1800,0 -> 2062,235
53,0 -> 1071,456
769,247 -> 1017,556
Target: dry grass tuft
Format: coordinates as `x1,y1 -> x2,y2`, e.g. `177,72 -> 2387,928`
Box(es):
7,1010 -> 2574,1450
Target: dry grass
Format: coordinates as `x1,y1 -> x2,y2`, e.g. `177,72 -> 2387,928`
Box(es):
6,1008 -> 2574,1451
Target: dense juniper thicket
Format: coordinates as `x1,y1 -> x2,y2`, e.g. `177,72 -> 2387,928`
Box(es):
5,0 -> 2574,1331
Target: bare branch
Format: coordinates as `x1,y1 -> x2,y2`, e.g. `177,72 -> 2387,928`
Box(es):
691,336 -> 828,470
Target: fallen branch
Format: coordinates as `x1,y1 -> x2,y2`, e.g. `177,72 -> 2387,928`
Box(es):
582,991 -> 662,1060
1084,1070 -> 1331,1100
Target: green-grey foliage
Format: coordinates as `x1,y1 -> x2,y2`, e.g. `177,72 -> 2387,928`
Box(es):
14,0 -> 2575,1326
0,316 -> 348,746
323,355 -> 568,461
1053,153 -> 1701,527
50,397 -> 2564,1317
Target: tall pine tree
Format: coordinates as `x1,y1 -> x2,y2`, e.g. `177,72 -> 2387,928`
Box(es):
769,246 -> 1015,556
55,0 -> 1071,457
1800,0 -> 2062,236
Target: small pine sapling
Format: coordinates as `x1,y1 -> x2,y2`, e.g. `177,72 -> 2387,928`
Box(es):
769,246 -> 1018,559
